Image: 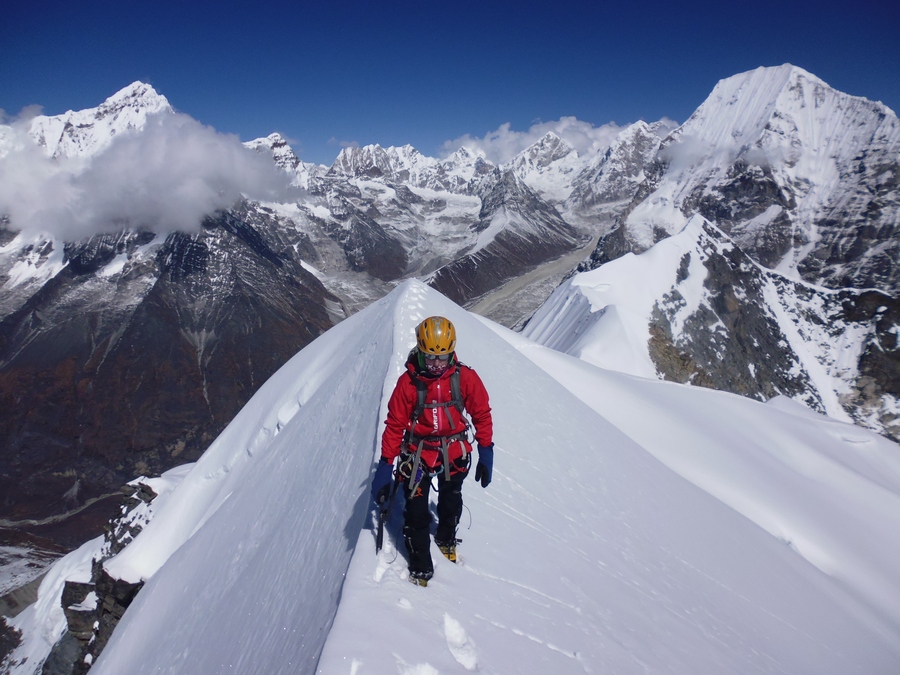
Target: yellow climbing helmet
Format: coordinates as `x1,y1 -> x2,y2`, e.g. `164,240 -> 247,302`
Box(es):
416,316 -> 456,355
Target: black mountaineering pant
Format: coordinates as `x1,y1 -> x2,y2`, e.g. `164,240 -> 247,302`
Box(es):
403,469 -> 467,578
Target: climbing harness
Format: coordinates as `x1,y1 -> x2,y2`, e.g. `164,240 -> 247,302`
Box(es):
401,366 -> 473,489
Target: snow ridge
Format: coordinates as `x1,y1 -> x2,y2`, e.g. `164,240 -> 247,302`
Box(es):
49,281 -> 898,675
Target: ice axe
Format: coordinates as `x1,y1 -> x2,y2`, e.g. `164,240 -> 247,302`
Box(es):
375,477 -> 400,554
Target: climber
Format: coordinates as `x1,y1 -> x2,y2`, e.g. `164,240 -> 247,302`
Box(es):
371,315 -> 493,586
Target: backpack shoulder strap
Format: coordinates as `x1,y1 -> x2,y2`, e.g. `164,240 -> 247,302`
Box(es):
407,371 -> 429,423
449,368 -> 464,414
407,367 -> 466,419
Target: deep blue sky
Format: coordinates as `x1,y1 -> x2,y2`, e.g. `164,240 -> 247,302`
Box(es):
3,0 -> 898,165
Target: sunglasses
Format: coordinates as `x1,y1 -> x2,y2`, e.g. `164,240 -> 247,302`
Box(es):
422,353 -> 451,362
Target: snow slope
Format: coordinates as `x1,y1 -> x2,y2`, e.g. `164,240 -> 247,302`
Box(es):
22,280 -> 895,674
523,214 -> 886,426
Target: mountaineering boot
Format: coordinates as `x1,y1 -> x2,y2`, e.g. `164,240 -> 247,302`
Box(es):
436,539 -> 458,563
408,571 -> 431,587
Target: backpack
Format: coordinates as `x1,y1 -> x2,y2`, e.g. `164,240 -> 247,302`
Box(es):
408,366 -> 466,429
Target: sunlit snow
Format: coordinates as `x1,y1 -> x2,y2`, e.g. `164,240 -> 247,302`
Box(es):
8,279 -> 883,675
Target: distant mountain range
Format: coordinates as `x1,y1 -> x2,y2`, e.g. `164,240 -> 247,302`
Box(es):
1,64 -> 897,544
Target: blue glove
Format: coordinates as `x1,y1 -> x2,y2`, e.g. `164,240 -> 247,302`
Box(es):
371,460 -> 393,505
474,444 -> 493,488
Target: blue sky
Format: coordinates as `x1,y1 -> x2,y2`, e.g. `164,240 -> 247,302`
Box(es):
2,0 -> 898,166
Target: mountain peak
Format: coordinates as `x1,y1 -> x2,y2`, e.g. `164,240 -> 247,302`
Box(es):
516,131 -> 576,164
244,132 -> 301,172
506,131 -> 581,202
329,143 -> 438,181
27,81 -> 173,158
672,62 -> 897,159
102,81 -> 172,113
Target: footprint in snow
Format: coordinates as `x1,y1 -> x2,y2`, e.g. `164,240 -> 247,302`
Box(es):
444,613 -> 478,670
398,662 -> 439,675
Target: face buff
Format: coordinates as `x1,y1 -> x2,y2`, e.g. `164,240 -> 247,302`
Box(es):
424,353 -> 450,376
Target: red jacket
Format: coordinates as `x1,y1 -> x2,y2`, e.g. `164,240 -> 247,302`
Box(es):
381,354 -> 492,472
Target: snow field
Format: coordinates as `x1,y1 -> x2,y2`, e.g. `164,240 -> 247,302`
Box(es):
15,280 -> 899,675
318,282 -> 900,673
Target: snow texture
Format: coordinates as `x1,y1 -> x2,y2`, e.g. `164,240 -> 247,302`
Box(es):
44,279 -> 897,675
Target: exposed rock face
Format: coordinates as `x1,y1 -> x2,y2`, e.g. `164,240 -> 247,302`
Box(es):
314,195 -> 409,280
0,620 -> 22,668
651,227 -> 900,438
646,245 -> 818,406
39,480 -> 160,674
430,170 -> 587,305
841,291 -> 900,433
0,206 -> 340,527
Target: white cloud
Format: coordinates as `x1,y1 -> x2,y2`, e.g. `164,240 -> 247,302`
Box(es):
657,132 -> 783,174
653,117 -> 681,137
328,137 -> 360,150
0,112 -> 294,241
441,116 -> 626,165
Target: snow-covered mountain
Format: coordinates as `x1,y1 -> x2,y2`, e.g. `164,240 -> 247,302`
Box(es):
507,131 -> 583,202
2,62 -> 900,579
244,133 -> 328,189
597,65 -> 900,291
26,82 -> 173,159
526,216 -> 900,440
0,81 -> 348,529
6,281 -> 900,674
565,120 -> 672,225
0,83 -> 596,538
549,65 -> 900,442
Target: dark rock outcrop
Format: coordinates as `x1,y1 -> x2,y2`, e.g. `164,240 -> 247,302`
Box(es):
645,221 -> 900,441
0,206 -> 340,536
40,481 -> 158,674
